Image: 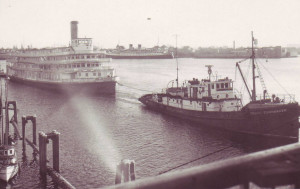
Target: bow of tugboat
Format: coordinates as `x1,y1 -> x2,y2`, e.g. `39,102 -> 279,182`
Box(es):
138,94 -> 153,105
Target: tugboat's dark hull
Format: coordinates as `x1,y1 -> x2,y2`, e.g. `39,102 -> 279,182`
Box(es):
139,94 -> 299,139
8,76 -> 116,95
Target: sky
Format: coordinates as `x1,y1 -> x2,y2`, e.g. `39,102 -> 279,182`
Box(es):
1,0 -> 300,49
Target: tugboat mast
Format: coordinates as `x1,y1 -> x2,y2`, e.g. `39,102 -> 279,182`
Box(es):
175,34 -> 179,88
251,31 -> 256,101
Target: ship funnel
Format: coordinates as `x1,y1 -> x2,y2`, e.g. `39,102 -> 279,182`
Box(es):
71,21 -> 79,40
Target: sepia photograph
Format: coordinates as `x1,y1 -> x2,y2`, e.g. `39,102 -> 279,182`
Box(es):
0,0 -> 300,188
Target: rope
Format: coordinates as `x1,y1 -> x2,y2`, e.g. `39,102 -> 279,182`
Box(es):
158,145 -> 233,175
117,82 -> 154,93
256,60 -> 292,98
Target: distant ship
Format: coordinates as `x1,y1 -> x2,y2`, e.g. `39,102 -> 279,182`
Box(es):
6,21 -> 117,95
139,32 -> 299,139
106,44 -> 174,59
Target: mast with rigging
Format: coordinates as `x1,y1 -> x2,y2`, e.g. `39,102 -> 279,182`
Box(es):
251,31 -> 256,101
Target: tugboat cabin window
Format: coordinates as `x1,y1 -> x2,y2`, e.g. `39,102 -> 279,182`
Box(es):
216,84 -> 219,89
225,83 -> 229,88
221,83 -> 225,88
212,84 -> 214,89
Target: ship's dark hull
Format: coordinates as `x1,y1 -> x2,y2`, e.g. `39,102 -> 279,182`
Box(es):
106,54 -> 173,59
139,94 -> 299,139
8,76 -> 116,95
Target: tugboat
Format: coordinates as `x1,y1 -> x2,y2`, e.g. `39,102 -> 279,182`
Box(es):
0,80 -> 18,182
139,32 -> 299,139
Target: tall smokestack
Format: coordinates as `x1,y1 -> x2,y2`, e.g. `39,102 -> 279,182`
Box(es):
71,21 -> 78,40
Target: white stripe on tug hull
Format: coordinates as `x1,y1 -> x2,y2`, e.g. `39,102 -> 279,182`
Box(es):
0,165 -> 18,182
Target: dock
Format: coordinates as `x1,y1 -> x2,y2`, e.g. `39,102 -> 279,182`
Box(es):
5,99 -> 300,188
5,100 -> 75,189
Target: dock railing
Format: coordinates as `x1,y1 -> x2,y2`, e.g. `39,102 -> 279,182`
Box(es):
105,141 -> 300,189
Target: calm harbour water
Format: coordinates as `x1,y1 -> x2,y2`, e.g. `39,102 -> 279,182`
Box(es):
1,57 -> 300,188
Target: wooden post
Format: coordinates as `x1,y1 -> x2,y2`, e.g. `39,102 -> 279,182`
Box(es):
123,161 -> 130,182
8,101 -> 18,140
7,101 -> 17,124
130,161 -> 136,181
39,132 -> 47,175
22,115 -> 27,149
115,163 -> 122,184
115,159 -> 136,184
52,130 -> 60,173
32,115 -> 37,145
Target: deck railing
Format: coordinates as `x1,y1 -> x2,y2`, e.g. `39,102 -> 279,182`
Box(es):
104,142 -> 300,189
256,93 -> 296,103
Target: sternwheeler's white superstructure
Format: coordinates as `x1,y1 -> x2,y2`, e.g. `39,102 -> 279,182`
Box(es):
6,21 -> 117,94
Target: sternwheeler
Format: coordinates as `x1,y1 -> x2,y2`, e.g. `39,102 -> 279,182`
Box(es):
6,21 -> 117,95
139,32 -> 299,139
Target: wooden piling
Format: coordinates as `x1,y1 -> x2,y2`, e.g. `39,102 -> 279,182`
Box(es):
7,101 -> 18,139
123,161 -> 130,182
115,164 -> 122,184
7,101 -> 17,124
130,161 -> 136,181
9,112 -> 75,189
51,130 -> 60,173
39,131 -> 47,175
115,160 -> 136,184
22,115 -> 37,149
31,115 -> 37,145
22,115 -> 27,149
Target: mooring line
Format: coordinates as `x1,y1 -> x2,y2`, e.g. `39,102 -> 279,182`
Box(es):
117,82 -> 154,93
158,145 -> 233,175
